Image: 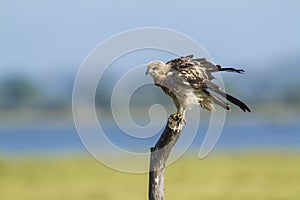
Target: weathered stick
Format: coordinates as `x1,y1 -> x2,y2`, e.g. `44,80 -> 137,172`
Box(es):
148,114 -> 186,200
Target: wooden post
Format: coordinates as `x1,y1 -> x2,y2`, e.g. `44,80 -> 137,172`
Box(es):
148,114 -> 186,200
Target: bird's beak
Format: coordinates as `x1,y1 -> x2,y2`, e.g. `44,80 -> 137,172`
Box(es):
146,69 -> 149,75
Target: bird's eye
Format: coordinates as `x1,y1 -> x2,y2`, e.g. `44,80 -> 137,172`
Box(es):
153,67 -> 158,70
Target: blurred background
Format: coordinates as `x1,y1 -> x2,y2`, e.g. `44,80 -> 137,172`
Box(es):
1,1 -> 300,200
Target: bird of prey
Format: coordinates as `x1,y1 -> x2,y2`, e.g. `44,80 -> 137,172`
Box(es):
146,55 -> 250,121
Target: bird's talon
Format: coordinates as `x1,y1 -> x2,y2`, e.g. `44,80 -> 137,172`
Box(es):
171,113 -> 186,124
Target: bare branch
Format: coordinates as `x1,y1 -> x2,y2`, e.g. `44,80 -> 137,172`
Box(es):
148,114 -> 186,200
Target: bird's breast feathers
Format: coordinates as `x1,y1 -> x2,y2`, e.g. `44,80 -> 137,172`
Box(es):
163,69 -> 205,110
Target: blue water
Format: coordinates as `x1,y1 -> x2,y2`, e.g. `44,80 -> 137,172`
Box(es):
0,122 -> 299,156
0,126 -> 85,155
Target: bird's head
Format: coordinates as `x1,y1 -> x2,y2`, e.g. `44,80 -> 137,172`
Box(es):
146,61 -> 168,78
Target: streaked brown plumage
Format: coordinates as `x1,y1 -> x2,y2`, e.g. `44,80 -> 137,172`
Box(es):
146,55 -> 250,118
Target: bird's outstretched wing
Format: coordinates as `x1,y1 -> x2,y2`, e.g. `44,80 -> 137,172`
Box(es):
166,55 -> 251,112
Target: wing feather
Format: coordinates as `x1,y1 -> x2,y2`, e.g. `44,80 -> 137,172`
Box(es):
165,55 -> 250,112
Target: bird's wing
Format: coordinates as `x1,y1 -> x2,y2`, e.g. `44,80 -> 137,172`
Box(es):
166,55 -> 213,90
166,55 -> 194,70
166,55 -> 251,112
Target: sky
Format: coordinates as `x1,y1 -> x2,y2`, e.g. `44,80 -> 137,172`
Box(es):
1,0 -> 300,77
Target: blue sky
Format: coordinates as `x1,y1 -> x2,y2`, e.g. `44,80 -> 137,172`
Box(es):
1,0 -> 300,77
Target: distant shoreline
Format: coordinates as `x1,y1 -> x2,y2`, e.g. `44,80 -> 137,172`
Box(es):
1,104 -> 299,125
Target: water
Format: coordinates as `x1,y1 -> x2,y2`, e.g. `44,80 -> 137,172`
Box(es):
0,122 -> 299,156
0,126 -> 85,155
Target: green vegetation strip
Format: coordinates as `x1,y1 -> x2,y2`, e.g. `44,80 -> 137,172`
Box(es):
0,153 -> 300,200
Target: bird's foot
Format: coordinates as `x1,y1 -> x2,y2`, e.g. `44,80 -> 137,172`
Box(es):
168,113 -> 186,131
174,113 -> 186,123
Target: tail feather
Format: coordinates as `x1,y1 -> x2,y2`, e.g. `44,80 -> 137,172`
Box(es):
210,93 -> 230,110
213,89 -> 251,112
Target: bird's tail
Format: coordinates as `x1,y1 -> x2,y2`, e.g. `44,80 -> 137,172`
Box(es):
213,89 -> 251,112
210,93 -> 230,111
